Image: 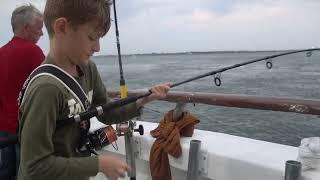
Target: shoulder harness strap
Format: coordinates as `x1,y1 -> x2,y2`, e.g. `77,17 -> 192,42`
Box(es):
18,64 -> 93,154
18,64 -> 90,110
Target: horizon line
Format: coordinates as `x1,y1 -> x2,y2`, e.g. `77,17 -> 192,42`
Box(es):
94,49 -> 302,57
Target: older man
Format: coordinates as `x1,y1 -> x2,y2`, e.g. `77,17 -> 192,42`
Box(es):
0,4 -> 45,180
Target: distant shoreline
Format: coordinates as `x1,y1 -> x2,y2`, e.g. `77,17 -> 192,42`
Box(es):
94,49 -> 298,57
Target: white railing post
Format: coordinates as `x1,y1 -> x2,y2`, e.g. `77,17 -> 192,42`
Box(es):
186,140 -> 201,180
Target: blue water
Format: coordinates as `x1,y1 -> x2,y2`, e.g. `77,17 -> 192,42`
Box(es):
92,51 -> 320,146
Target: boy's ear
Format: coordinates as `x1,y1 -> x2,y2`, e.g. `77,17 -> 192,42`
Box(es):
53,17 -> 68,38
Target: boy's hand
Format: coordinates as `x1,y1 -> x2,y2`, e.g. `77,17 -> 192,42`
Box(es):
98,155 -> 129,180
148,82 -> 170,101
136,82 -> 170,108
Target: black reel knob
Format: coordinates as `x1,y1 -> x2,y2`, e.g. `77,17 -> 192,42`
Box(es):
134,124 -> 144,135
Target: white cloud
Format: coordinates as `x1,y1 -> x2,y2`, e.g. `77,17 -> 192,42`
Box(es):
1,0 -> 320,55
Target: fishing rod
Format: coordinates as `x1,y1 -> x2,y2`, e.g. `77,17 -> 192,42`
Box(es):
55,48 -> 319,125
112,0 -> 127,98
172,48 -> 319,87
112,1 -> 137,180
1,49 -> 319,148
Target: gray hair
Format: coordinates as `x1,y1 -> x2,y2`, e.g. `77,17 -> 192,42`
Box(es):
11,4 -> 42,33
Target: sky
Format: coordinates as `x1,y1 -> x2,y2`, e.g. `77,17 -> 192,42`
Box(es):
0,0 -> 319,55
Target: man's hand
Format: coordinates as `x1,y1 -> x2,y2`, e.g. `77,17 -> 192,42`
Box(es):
98,155 -> 129,180
136,82 -> 170,108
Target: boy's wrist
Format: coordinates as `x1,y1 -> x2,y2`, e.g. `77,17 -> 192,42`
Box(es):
136,96 -> 150,108
97,155 -> 102,171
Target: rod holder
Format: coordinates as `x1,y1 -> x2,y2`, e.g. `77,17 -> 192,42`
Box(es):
173,102 -> 186,121
285,160 -> 301,180
186,140 -> 201,180
125,134 -> 136,178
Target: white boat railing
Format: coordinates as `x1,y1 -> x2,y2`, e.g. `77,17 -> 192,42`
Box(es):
102,90 -> 320,180
107,90 -> 320,116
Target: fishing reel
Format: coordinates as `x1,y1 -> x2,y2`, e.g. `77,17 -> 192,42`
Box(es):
79,117 -> 144,155
87,125 -> 118,151
116,120 -> 144,137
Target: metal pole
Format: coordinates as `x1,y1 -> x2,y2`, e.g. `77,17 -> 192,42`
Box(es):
125,134 -> 136,180
112,0 -> 136,179
186,140 -> 201,180
173,102 -> 186,121
285,160 -> 301,180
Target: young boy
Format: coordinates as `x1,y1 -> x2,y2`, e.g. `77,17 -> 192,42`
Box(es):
17,1 -> 170,180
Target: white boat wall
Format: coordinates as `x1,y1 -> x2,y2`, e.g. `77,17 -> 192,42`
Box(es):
91,121 -> 320,180
90,90 -> 320,180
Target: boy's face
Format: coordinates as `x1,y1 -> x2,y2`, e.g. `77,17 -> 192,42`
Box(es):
62,21 -> 102,65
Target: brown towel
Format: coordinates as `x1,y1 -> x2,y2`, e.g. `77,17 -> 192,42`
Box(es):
149,111 -> 200,180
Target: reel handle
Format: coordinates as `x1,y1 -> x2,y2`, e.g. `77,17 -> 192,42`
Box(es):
134,125 -> 144,135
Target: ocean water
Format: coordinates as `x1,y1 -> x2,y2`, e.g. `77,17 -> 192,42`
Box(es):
92,51 -> 320,146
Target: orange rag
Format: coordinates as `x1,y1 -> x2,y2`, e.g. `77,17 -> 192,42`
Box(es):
149,111 -> 200,180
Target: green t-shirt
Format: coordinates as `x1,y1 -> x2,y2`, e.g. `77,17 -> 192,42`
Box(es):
17,57 -> 139,180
